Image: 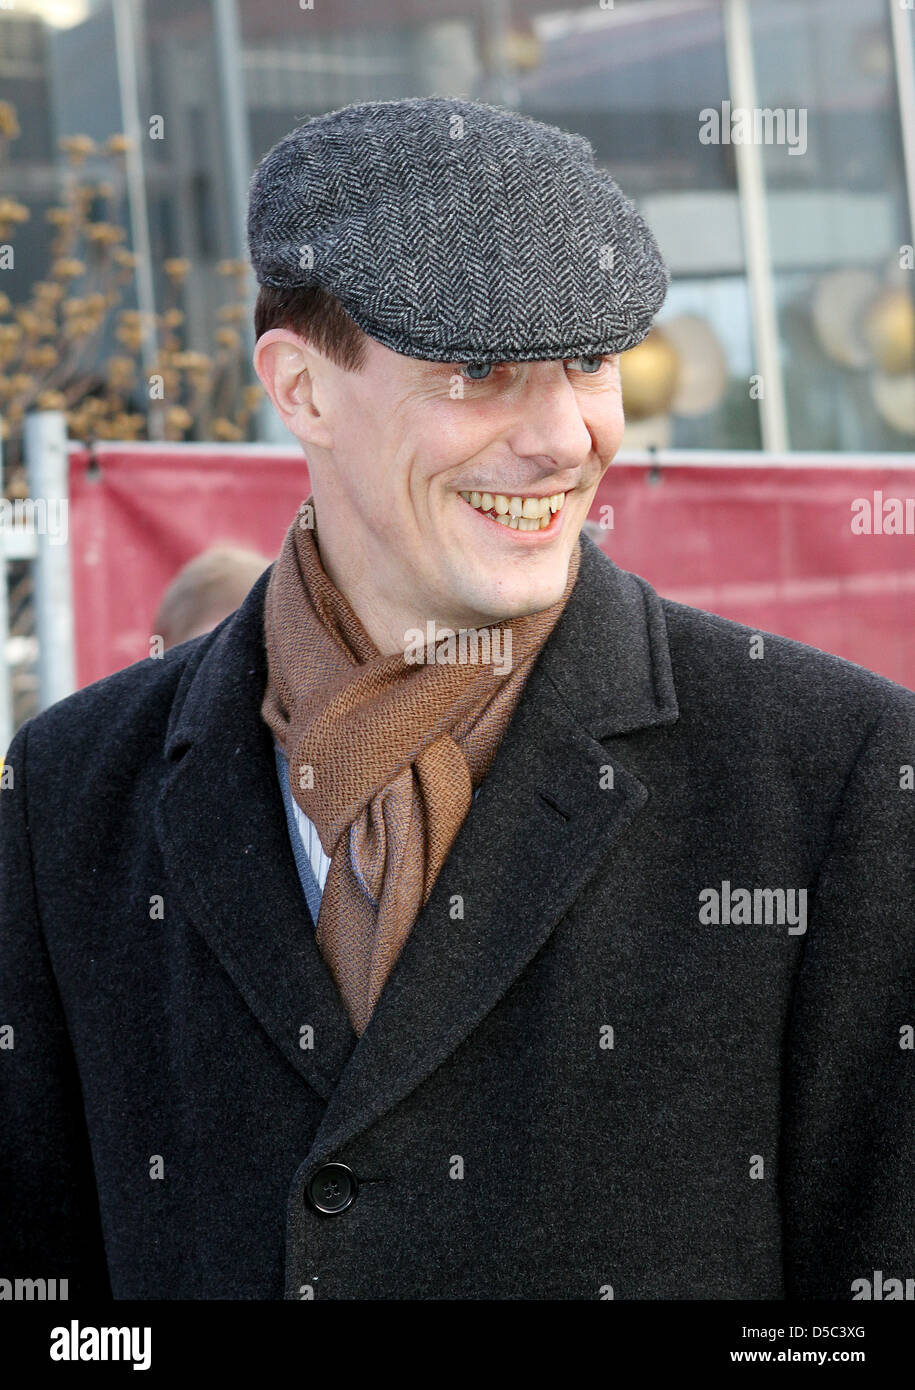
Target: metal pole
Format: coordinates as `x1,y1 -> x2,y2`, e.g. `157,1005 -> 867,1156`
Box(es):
24,412 -> 76,712
889,0 -> 915,248
485,0 -> 518,108
0,547 -> 9,757
112,0 -> 163,438
723,0 -> 790,453
213,0 -> 256,363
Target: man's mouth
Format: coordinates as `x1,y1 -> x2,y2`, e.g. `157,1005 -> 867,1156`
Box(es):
458,490 -> 567,531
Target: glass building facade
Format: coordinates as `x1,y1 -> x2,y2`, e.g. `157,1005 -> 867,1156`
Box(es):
1,0 -> 914,453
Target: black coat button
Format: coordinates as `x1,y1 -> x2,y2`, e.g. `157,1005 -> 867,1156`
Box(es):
306,1162 -> 358,1215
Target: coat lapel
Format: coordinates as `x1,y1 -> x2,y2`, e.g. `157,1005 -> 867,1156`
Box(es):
306,534 -> 679,1164
153,566 -> 359,1103
153,534 -> 680,1150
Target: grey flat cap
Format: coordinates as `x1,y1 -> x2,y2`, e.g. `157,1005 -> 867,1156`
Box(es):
247,96 -> 669,363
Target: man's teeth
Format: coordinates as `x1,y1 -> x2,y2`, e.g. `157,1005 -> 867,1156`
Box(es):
458,490 -> 566,530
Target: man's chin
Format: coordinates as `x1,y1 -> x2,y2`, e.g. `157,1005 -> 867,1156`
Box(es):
465,575 -> 570,628
438,538 -> 574,626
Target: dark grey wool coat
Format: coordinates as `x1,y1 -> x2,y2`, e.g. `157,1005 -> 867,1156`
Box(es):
1,533 -> 913,1301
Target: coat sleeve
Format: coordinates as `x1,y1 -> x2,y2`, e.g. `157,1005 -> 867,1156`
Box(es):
0,718 -> 111,1299
782,685 -> 915,1299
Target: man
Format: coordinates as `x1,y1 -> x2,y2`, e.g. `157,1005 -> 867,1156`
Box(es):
1,98 -> 913,1301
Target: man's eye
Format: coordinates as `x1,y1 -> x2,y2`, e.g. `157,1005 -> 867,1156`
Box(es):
572,355 -> 606,374
461,361 -> 493,380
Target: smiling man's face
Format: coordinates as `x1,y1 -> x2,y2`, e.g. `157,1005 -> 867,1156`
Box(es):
255,328 -> 625,655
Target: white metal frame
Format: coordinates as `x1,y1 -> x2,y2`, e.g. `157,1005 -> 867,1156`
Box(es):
65,438 -> 915,468
24,414 -> 76,720
722,0 -> 790,454
0,517 -> 38,758
889,0 -> 915,250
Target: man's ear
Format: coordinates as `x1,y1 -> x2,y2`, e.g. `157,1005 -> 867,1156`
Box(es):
252,328 -> 334,449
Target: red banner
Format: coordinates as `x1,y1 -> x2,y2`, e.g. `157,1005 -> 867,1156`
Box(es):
68,445 -> 915,691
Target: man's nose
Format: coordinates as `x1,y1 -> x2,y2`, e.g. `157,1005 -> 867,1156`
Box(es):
503,372 -> 594,468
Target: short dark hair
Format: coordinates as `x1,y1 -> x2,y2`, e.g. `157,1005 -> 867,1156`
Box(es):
253,284 -> 368,371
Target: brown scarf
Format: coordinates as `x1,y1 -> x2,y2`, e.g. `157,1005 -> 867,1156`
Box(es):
261,498 -> 581,1036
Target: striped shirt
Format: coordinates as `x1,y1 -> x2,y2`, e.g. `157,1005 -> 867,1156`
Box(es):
274,741 -> 481,929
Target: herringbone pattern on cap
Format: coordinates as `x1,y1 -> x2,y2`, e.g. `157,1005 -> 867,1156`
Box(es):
247,96 -> 668,362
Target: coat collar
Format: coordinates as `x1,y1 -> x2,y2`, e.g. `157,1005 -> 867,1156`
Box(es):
154,534 -> 679,1164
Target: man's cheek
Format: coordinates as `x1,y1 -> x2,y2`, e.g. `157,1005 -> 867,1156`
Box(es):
592,402 -> 626,465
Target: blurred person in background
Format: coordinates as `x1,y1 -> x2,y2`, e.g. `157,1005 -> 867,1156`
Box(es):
154,545 -> 272,649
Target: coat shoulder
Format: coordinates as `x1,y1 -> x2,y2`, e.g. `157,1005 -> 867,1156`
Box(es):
7,628 -> 218,786
657,592 -> 915,741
